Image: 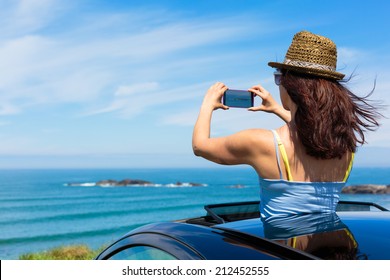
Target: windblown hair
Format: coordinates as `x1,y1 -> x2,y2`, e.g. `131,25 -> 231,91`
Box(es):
281,71 -> 381,159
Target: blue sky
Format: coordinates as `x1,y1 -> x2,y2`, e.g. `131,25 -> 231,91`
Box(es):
0,0 -> 389,168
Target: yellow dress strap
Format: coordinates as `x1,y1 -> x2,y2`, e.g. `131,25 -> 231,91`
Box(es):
273,130 -> 293,181
342,153 -> 355,182
291,237 -> 297,248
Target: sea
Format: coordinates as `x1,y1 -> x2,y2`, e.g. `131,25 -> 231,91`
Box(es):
1,167 -> 390,260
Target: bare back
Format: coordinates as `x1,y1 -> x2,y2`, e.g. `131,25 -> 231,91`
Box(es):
250,125 -> 352,182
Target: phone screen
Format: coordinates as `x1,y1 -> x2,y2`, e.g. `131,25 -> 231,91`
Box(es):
223,89 -> 254,108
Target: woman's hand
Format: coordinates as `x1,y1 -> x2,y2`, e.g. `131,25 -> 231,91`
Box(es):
248,84 -> 291,122
201,82 -> 229,111
248,84 -> 280,113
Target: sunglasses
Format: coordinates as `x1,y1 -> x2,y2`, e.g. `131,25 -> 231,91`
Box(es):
274,70 -> 282,86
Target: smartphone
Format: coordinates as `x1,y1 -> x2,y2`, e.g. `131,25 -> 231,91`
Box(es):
223,89 -> 254,108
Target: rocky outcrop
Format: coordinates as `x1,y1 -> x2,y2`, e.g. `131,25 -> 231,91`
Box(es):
67,179 -> 206,187
342,184 -> 390,194
175,182 -> 204,187
118,179 -> 153,186
96,179 -> 153,186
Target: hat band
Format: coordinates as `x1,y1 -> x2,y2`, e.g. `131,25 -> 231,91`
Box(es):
284,58 -> 336,72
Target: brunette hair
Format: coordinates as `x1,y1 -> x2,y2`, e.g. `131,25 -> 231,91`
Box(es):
281,71 -> 381,159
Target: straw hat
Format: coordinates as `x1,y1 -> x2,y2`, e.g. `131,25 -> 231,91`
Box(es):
268,31 -> 345,80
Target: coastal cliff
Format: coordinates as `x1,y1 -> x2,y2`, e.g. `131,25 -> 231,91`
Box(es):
342,184 -> 390,194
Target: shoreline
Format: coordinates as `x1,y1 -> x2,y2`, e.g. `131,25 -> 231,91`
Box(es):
18,244 -> 103,260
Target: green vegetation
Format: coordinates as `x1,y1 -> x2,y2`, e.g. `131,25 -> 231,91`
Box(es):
19,244 -> 104,260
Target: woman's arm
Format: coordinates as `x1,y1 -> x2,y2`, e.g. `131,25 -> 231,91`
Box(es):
192,82 -> 258,165
192,82 -> 232,164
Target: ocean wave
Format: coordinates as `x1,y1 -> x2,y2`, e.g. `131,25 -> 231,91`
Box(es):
65,182 -> 96,187
65,182 -> 207,188
0,224 -> 144,246
0,202 -> 205,228
164,182 -> 207,188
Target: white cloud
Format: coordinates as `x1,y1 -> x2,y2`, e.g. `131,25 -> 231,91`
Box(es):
338,47 -> 365,62
0,0 -> 69,39
115,83 -> 159,97
0,103 -> 21,116
0,7 -> 257,117
84,82 -> 209,118
163,109 -> 200,127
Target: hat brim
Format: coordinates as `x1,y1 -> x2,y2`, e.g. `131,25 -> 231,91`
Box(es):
268,61 -> 345,80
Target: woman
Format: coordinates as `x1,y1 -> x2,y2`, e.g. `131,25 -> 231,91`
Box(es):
192,31 -> 381,217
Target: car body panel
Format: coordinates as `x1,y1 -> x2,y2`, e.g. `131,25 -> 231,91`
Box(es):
96,222 -> 285,260
96,201 -> 390,260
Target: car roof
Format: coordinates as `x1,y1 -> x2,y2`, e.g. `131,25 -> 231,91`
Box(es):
97,221 -> 313,260
213,211 -> 390,260
97,200 -> 390,260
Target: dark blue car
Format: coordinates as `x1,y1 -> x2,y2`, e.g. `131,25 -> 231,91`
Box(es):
96,201 -> 390,260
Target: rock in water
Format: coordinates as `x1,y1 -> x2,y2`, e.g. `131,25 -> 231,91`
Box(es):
342,184 -> 390,194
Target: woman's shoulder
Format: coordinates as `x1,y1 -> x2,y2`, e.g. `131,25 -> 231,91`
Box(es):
234,128 -> 274,144
246,126 -> 290,146
231,129 -> 280,160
